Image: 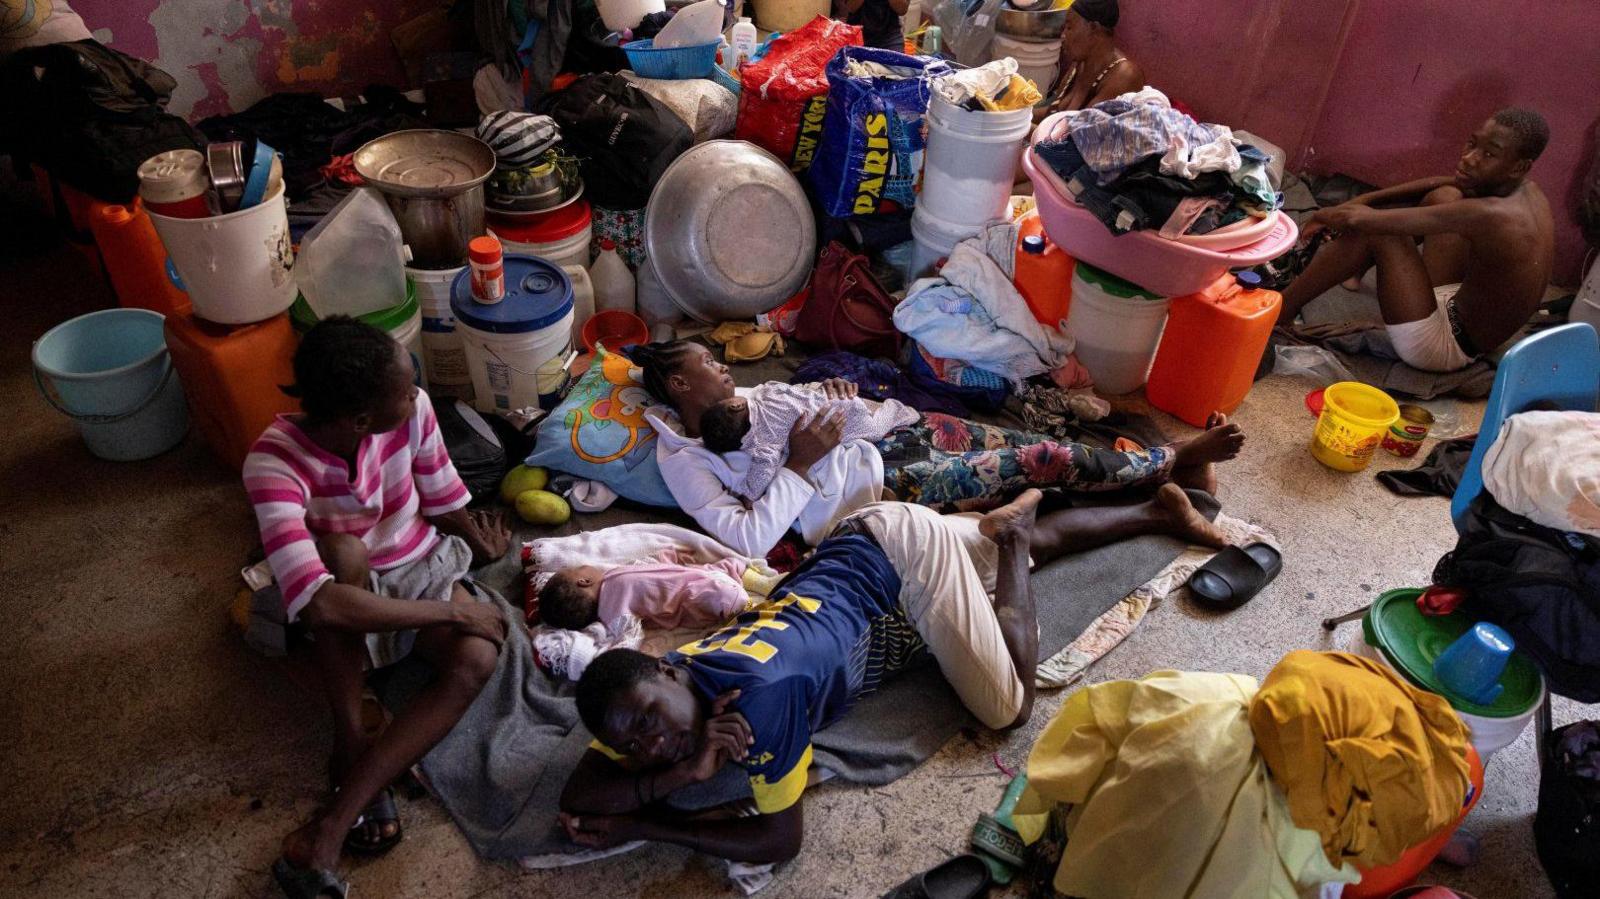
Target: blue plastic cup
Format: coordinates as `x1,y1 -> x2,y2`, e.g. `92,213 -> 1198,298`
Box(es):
1432,622 -> 1514,705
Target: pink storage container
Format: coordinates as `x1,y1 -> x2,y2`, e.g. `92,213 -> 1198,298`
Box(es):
1021,121 -> 1298,297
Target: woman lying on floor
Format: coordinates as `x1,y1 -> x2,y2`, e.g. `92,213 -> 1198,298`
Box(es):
245,318 -> 512,898
631,340 -> 1244,558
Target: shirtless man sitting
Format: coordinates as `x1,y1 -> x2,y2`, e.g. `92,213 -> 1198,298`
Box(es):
1280,107 -> 1554,372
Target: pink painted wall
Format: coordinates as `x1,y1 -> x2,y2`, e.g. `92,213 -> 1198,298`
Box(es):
1117,0 -> 1599,286
70,0 -> 437,121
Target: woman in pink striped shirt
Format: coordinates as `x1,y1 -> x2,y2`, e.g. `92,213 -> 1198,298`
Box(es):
248,318 -> 511,897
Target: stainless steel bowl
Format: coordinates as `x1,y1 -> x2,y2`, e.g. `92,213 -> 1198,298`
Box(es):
995,6 -> 1070,40
644,140 -> 815,324
353,130 -> 496,266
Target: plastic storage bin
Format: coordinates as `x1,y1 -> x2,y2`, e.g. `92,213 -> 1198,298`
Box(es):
622,39 -> 722,80
163,311 -> 299,469
1146,271 -> 1281,426
1022,126 -> 1298,296
1065,262 -> 1169,395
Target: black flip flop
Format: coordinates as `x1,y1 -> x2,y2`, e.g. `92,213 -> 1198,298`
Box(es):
271,858 -> 348,898
1188,542 -> 1282,610
882,854 -> 992,899
343,785 -> 403,856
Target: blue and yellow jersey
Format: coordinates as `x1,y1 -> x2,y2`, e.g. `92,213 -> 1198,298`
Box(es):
666,535 -> 924,814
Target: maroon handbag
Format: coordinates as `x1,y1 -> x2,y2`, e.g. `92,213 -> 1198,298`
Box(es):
792,241 -> 903,360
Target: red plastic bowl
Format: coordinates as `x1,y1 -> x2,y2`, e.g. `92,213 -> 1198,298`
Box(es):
581,309 -> 649,353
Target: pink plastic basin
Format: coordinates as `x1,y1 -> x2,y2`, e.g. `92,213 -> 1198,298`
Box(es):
1022,138 -> 1298,297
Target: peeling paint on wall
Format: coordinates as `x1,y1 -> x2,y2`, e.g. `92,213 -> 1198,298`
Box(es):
71,0 -> 434,119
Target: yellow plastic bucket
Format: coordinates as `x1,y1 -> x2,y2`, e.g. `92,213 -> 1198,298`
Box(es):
1311,381 -> 1399,471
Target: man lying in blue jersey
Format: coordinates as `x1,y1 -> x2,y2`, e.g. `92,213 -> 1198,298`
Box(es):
557,486 -> 1227,863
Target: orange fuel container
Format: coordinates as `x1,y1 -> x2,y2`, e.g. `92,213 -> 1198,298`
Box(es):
88,199 -> 192,317
164,311 -> 300,469
1146,271 -> 1281,427
1013,211 -> 1074,327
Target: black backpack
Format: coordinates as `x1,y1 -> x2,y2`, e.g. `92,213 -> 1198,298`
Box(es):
0,39 -> 200,201
1433,495 -> 1600,702
532,73 -> 692,210
1535,721 -> 1600,897
432,397 -> 534,502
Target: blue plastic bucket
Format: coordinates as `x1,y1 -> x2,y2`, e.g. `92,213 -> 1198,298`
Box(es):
32,308 -> 189,461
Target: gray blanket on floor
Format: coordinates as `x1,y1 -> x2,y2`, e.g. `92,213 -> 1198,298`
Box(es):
394,492 -> 1219,861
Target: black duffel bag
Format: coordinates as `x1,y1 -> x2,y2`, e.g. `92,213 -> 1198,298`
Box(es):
533,73 -> 691,210
0,39 -> 200,201
1433,494 -> 1600,702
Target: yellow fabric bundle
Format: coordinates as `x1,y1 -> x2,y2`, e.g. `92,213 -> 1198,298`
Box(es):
1012,670 -> 1355,898
977,75 -> 1043,112
1248,650 -> 1472,869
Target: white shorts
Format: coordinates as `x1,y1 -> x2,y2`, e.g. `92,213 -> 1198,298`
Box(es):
840,502 -> 1026,730
1386,283 -> 1476,372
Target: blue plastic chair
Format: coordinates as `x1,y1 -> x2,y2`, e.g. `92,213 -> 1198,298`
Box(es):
1450,322 -> 1600,534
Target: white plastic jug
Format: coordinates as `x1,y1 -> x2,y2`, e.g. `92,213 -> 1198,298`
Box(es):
297,187 -> 409,319
591,240 -> 638,315
654,0 -> 726,48
563,264 -> 596,345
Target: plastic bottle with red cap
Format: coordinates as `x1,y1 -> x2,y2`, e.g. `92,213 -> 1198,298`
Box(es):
468,235 -> 506,303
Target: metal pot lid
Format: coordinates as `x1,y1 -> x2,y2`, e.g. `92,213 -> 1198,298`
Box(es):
644,140 -> 816,323
449,255 -> 574,334
354,130 -> 496,198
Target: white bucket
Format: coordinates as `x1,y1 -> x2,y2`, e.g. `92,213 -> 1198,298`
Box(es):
1067,264 -> 1170,394
920,93 -> 1035,227
908,205 -> 984,282
390,301 -> 427,393
991,36 -> 1060,95
149,182 -> 296,325
490,220 -> 594,271
409,265 -> 474,402
450,257 -> 576,414
1344,631 -> 1541,763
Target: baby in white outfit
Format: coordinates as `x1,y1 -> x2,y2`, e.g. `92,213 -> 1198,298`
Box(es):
699,382 -> 919,500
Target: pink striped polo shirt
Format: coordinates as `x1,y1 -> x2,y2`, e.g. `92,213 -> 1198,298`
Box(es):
243,393 -> 471,622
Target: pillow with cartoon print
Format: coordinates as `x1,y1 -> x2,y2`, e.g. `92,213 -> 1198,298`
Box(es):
526,346 -> 675,506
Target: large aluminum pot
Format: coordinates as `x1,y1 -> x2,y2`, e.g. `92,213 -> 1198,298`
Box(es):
354,130 -> 495,267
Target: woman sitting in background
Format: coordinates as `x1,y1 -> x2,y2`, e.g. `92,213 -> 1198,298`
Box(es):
1041,0 -> 1144,115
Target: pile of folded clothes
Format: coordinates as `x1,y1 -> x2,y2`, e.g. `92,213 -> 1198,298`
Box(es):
1032,87 -> 1280,239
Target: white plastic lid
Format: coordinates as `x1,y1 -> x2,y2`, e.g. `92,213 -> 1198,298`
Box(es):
737,16 -> 752,23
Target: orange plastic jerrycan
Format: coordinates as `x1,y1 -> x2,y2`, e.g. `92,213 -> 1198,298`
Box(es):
88,199 -> 192,317
164,311 -> 300,470
1146,270 -> 1282,427
1013,211 -> 1074,328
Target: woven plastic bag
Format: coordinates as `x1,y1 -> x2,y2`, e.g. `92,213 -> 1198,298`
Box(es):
808,47 -> 951,218
734,17 -> 862,172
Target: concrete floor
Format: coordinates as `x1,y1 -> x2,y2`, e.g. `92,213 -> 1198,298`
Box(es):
1,203 -> 1568,898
